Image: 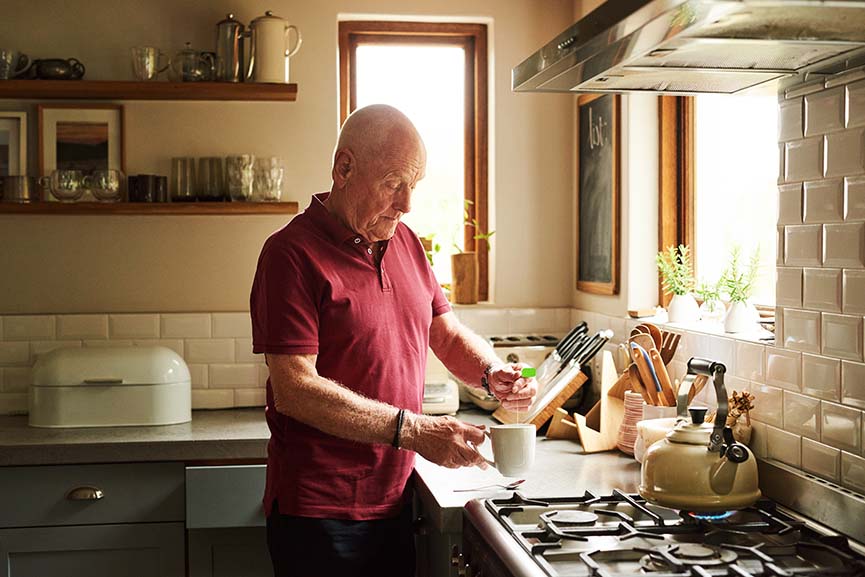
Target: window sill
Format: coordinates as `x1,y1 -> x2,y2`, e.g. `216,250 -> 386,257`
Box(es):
632,314 -> 774,345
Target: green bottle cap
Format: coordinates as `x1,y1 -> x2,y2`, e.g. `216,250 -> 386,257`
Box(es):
521,367 -> 537,378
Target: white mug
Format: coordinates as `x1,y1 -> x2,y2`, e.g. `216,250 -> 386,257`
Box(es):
480,424 -> 536,477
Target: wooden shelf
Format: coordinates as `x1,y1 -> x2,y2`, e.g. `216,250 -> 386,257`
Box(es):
0,80 -> 297,101
0,201 -> 299,215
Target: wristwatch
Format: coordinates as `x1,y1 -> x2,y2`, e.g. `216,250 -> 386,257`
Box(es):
480,363 -> 496,396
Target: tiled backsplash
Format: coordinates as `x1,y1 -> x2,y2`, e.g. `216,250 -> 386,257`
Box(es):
0,307 -> 575,415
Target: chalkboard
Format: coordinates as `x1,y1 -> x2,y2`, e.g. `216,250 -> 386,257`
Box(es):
576,93 -> 620,295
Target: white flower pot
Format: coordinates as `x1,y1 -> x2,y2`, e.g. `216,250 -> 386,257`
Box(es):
724,301 -> 755,333
667,293 -> 699,323
699,299 -> 726,324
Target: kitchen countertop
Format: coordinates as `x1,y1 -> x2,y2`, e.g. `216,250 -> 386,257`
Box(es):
0,408 -> 270,466
0,406 -> 641,534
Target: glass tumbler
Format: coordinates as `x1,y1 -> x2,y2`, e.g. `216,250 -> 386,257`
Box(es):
253,156 -> 284,202
170,157 -> 196,202
226,155 -> 255,201
39,169 -> 87,202
90,169 -> 125,202
197,157 -> 225,201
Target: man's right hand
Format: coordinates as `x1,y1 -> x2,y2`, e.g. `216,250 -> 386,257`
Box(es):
402,413 -> 488,469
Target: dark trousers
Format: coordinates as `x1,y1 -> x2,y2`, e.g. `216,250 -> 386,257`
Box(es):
266,500 -> 416,577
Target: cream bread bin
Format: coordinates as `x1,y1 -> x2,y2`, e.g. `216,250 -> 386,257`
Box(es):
29,346 -> 191,428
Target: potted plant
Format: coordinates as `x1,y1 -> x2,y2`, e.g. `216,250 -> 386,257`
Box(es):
695,278 -> 725,324
419,234 -> 441,268
719,244 -> 761,333
656,244 -> 698,323
451,200 -> 494,304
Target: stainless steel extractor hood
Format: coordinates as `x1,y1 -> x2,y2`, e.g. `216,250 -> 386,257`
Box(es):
512,0 -> 865,95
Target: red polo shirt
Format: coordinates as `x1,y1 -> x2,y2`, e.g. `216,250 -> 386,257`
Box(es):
250,192 -> 450,520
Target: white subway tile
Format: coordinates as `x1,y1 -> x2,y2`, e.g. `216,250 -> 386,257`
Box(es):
508,308 -> 557,333
133,339 -> 184,357
258,364 -> 270,387
733,341 -> 764,381
842,361 -> 865,410
829,67 -> 865,89
3,316 -> 55,341
782,309 -> 821,353
83,339 -> 134,348
0,393 -> 27,415
212,313 -> 252,338
848,79 -> 865,128
785,137 -> 823,182
766,347 -> 801,391
109,314 -> 159,339
234,338 -> 258,363
458,308 -> 509,335
803,179 -> 845,223
209,364 -> 259,388
786,79 -> 826,99
783,390 -> 821,440
802,438 -> 841,481
805,87 -> 845,136
767,425 -> 802,468
776,307 -> 784,346
823,223 -> 865,267
822,401 -> 862,453
784,225 -> 822,266
776,268 -> 802,308
56,315 -> 108,340
187,363 -> 208,389
843,270 -> 865,314
184,339 -> 235,363
192,389 -> 234,410
555,309 -> 573,332
779,97 -> 803,141
821,313 -> 864,361
0,342 -> 30,367
30,341 -> 81,361
847,176 -> 865,220
750,383 -> 784,427
842,451 -> 865,493
750,421 -> 768,459
803,354 -> 841,401
825,128 -> 865,177
234,388 -> 266,407
160,314 -> 211,338
1,367 -> 30,393
777,226 -> 785,265
707,335 -> 735,370
777,183 -> 802,225
802,268 -> 842,312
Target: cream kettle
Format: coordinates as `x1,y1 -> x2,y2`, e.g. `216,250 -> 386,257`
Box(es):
639,358 -> 760,513
246,10 -> 302,83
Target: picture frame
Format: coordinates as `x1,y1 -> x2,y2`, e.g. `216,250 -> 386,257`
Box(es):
37,104 -> 125,178
576,93 -> 620,295
0,111 -> 27,176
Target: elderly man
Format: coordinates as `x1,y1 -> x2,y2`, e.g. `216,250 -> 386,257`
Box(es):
250,104 -> 537,577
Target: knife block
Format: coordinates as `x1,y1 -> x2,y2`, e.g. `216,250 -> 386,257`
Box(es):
571,350 -> 626,453
492,371 -> 588,428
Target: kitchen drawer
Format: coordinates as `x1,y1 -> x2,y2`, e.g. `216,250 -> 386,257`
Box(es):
0,462 -> 184,529
186,464 -> 266,528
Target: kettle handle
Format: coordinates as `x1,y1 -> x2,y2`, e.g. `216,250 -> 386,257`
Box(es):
681,357 -> 728,453
284,24 -> 302,58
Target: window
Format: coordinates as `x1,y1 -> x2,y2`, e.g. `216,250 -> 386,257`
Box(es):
659,94 -> 779,308
338,21 -> 489,299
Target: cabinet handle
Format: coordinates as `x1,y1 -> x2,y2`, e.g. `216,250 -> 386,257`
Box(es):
66,486 -> 104,501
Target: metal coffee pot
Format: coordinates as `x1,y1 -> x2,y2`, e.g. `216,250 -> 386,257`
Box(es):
246,10 -> 302,84
639,358 -> 760,513
215,13 -> 245,82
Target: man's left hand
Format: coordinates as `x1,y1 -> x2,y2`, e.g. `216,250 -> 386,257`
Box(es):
487,363 -> 538,411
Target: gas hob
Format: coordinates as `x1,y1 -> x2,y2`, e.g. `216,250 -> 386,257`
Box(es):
461,491 -> 865,577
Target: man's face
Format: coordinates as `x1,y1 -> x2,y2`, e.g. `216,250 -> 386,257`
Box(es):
343,136 -> 426,243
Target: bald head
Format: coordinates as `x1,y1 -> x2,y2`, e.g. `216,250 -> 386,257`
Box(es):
326,105 -> 427,243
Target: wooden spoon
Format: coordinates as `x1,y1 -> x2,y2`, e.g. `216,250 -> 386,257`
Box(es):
640,323 -> 663,350
628,363 -> 652,404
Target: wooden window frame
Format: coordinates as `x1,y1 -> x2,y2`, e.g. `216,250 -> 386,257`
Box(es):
658,95 -> 694,307
338,21 -> 490,300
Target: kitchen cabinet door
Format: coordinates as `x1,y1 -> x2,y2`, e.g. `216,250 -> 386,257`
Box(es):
0,522 -> 184,577
187,528 -> 271,577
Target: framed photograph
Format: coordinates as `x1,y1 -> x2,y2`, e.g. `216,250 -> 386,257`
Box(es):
0,111 -> 27,176
38,104 -> 125,177
576,93 -> 620,295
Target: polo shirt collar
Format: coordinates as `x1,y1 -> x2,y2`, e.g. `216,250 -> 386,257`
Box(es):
307,192 -> 365,246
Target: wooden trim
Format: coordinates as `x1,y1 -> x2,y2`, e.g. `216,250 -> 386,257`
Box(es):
657,96 -> 695,306
0,201 -> 300,215
0,80 -> 297,101
575,93 -> 620,296
337,21 -> 490,299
